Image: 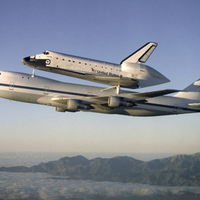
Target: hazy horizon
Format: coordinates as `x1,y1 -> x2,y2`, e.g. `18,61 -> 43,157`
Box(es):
1,151 -> 199,168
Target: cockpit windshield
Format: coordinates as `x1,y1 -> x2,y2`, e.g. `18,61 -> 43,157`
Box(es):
43,51 -> 49,55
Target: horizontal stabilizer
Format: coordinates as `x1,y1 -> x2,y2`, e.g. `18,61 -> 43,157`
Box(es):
120,42 -> 158,64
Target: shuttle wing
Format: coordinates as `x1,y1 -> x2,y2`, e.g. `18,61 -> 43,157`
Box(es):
93,75 -> 139,88
33,66 -> 139,89
55,67 -> 139,89
120,42 -> 158,64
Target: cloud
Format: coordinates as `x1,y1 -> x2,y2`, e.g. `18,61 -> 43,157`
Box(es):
0,172 -> 200,200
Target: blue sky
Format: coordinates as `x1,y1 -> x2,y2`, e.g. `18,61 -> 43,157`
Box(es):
0,0 -> 200,155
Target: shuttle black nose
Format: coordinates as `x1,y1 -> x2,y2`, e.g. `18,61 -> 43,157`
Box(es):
21,57 -> 30,65
24,56 -> 30,62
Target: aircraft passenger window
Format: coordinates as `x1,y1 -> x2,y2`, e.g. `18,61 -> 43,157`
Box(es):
62,59 -> 65,61
68,60 -> 71,62
85,63 -> 87,65
79,62 -> 81,64
56,58 -> 58,59
73,61 -> 75,63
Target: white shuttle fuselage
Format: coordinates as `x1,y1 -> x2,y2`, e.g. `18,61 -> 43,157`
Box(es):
21,42 -> 169,89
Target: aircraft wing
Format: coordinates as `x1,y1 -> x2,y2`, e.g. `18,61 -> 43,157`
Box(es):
36,66 -> 139,89
188,103 -> 200,108
128,89 -> 179,101
58,68 -> 139,89
51,96 -> 107,105
93,75 -> 139,89
51,89 -> 179,106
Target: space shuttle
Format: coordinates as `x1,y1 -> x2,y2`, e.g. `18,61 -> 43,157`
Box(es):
21,42 -> 169,91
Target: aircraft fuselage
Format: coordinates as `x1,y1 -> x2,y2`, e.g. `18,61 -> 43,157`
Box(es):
0,71 -> 199,117
21,43 -> 169,89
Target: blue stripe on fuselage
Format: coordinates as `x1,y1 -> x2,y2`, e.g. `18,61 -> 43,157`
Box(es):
1,83 -> 200,113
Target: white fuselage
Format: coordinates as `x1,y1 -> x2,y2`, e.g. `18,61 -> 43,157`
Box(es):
21,50 -> 169,89
0,71 -> 199,117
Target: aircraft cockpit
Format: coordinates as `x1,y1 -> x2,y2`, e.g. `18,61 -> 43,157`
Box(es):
43,51 -> 49,55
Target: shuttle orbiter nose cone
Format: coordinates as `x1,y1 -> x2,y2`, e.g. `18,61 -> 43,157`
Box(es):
21,56 -> 37,68
21,57 -> 30,65
21,58 -> 25,65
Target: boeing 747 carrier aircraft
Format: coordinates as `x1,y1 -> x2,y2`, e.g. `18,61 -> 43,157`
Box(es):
21,42 -> 169,92
1,71 -> 200,117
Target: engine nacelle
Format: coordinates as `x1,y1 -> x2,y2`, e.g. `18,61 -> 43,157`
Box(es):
56,107 -> 66,112
108,96 -> 133,108
121,62 -> 141,74
67,99 -> 79,110
67,99 -> 91,111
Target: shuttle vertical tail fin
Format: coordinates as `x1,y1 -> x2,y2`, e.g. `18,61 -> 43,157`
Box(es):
120,42 -> 158,64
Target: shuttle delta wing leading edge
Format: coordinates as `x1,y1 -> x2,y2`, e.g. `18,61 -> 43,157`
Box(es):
1,70 -> 200,117
21,42 -> 169,89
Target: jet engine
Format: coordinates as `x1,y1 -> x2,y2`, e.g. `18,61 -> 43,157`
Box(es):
108,96 -> 133,108
67,99 -> 91,111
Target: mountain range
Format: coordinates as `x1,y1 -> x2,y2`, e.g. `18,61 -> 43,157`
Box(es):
0,152 -> 200,186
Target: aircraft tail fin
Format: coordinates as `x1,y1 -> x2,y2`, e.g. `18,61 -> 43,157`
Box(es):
120,42 -> 158,64
174,79 -> 200,100
182,79 -> 200,92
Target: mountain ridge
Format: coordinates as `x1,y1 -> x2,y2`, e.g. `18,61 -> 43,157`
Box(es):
0,153 -> 199,186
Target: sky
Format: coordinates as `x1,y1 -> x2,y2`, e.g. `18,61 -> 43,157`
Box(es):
0,0 -> 200,155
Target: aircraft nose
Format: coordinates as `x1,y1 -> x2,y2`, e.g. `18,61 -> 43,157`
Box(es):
21,56 -> 30,65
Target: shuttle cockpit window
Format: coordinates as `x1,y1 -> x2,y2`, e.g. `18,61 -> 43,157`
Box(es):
43,51 -> 49,55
